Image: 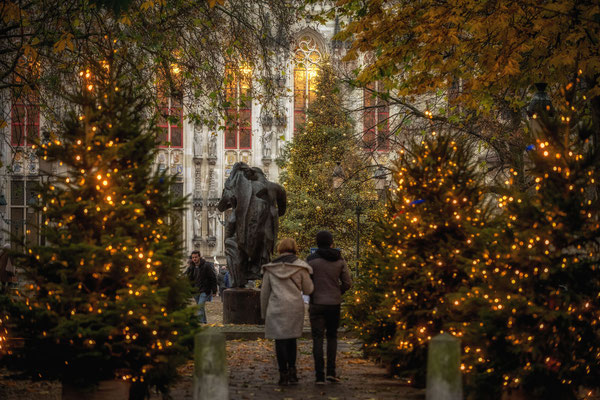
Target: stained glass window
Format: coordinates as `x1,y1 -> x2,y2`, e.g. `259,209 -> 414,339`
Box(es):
294,36 -> 322,133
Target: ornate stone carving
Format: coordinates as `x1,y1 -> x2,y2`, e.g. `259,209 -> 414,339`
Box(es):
261,129 -> 272,160
27,150 -> 39,175
207,209 -> 217,238
207,133 -> 217,164
193,159 -> 203,199
193,125 -> 203,159
157,150 -> 168,174
193,207 -> 202,239
13,151 -> 24,175
170,150 -> 183,179
207,168 -> 219,202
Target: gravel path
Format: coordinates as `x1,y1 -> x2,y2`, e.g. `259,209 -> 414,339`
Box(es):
1,296 -> 425,399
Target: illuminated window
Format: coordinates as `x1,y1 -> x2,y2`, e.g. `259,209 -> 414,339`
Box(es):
224,67 -> 252,150
294,36 -> 322,133
157,90 -> 183,148
11,94 -> 40,147
363,81 -> 389,151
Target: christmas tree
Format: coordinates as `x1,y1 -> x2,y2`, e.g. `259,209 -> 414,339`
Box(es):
346,133 -> 500,386
277,62 -> 379,260
470,89 -> 600,399
0,58 -> 198,398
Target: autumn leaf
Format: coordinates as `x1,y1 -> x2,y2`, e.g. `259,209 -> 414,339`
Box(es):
207,0 -> 225,8
120,14 -> 131,25
140,0 -> 154,11
53,33 -> 74,53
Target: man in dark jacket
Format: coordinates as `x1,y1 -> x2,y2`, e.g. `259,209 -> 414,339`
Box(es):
306,231 -> 352,384
185,251 -> 217,323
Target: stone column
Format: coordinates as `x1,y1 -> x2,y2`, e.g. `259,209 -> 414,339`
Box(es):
426,333 -> 463,400
193,330 -> 228,400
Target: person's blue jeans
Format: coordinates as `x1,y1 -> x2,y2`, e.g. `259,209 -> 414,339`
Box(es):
194,292 -> 209,323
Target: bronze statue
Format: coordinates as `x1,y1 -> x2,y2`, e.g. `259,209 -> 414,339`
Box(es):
217,162 -> 286,287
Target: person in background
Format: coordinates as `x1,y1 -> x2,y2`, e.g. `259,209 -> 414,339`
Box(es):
0,244 -> 16,293
184,251 -> 217,323
306,230 -> 352,384
217,265 -> 230,299
261,238 -> 313,386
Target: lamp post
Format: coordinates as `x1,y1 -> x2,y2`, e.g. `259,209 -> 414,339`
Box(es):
331,163 -> 389,273
355,204 -> 362,261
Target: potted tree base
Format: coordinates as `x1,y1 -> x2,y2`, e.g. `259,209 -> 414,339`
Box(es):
62,380 -> 131,400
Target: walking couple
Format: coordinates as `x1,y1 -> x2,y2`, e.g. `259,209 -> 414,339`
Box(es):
260,230 -> 352,385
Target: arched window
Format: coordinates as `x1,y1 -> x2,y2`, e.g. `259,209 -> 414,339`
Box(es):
293,35 -> 322,133
224,66 -> 252,149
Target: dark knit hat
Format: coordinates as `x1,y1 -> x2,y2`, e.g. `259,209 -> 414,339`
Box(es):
316,230 -> 334,247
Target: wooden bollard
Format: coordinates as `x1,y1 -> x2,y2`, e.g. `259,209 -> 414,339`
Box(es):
193,329 -> 228,400
426,333 -> 463,400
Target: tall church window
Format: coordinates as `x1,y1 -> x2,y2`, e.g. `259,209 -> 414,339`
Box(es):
294,35 -> 322,133
363,81 -> 389,151
11,94 -> 40,147
224,66 -> 252,150
158,90 -> 183,148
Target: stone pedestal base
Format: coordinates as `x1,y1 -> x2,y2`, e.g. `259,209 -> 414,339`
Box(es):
222,288 -> 264,325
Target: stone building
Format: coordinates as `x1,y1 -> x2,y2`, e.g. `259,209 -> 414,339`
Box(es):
0,19 -> 393,264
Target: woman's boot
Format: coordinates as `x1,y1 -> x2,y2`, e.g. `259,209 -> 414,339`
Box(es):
288,366 -> 299,384
278,370 -> 289,386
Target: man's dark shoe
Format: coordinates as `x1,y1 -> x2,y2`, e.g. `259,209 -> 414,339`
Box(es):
326,375 -> 341,383
315,378 -> 326,385
288,367 -> 299,384
278,370 -> 289,386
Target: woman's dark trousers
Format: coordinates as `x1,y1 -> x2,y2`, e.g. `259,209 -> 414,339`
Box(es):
275,338 -> 297,373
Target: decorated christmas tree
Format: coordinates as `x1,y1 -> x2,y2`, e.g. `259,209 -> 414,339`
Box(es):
0,58 -> 198,398
277,62 -> 379,260
346,133 -> 500,386
471,89 -> 600,399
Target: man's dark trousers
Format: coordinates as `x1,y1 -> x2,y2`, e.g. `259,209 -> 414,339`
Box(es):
309,304 -> 341,380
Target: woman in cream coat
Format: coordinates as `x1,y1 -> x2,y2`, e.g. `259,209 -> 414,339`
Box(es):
261,238 -> 313,385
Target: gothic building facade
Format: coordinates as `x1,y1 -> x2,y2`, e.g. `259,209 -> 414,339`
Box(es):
0,20 -> 392,264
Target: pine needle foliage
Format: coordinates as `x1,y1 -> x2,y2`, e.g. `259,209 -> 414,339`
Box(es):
346,133 -> 500,387
472,104 -> 600,399
277,62 -> 379,261
0,60 -> 198,398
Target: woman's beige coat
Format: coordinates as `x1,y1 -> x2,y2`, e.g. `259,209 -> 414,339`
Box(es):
260,256 -> 313,339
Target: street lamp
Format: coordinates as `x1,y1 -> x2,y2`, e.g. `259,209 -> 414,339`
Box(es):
354,204 -> 362,262
331,163 -> 389,273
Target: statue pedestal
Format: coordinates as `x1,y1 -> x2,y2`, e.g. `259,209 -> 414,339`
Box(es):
222,288 -> 264,325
